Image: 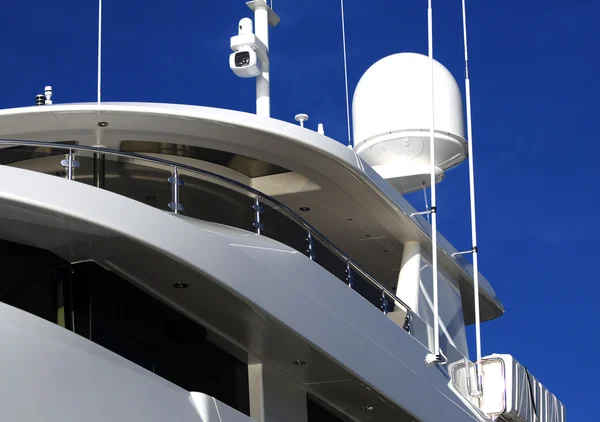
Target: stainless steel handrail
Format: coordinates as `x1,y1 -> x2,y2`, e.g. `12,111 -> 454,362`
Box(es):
0,139 -> 412,329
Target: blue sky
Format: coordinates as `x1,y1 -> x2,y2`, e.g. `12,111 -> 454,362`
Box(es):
0,0 -> 594,419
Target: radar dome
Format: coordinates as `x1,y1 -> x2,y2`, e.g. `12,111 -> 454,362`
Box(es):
352,53 -> 467,193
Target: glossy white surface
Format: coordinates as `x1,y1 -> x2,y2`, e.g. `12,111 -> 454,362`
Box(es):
190,393 -> 257,422
395,241 -> 468,357
248,364 -> 308,422
418,256 -> 469,357
480,354 -> 566,422
0,299 -> 233,422
352,53 -> 467,192
352,53 -> 465,146
0,102 -> 503,324
0,165 -> 485,421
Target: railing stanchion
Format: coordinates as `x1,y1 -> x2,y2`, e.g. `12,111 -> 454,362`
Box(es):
380,291 -> 389,315
94,152 -> 106,189
60,149 -> 79,181
345,261 -> 354,289
307,230 -> 315,260
93,151 -> 106,188
403,312 -> 411,334
168,167 -> 184,214
252,195 -> 264,234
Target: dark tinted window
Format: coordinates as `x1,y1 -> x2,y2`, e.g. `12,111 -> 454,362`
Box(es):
0,241 -> 249,415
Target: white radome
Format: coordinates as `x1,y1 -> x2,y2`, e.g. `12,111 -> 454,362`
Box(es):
352,52 -> 468,193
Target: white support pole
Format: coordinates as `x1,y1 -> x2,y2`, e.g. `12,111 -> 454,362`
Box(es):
462,0 -> 483,396
97,0 -> 102,104
425,0 -> 445,366
340,0 -> 352,146
246,1 -> 279,117
396,242 -> 422,310
428,0 -> 438,354
252,1 -> 270,117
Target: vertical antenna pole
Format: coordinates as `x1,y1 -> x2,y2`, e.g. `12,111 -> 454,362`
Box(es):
247,1 -> 279,117
97,0 -> 102,104
340,0 -> 352,146
253,2 -> 271,117
462,0 -> 483,394
425,0 -> 444,366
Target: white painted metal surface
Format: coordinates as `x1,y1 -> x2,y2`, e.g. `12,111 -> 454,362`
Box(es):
190,392 -> 257,422
392,239 -> 468,358
450,354 -> 566,422
0,165 -> 485,421
248,364 -> 308,422
352,53 -> 467,193
397,245 -> 469,357
479,354 -> 566,422
246,0 -> 279,117
0,298 -> 252,422
0,102 -> 503,324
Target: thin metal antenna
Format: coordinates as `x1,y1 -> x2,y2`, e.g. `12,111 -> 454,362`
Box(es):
422,182 -> 430,223
424,0 -> 445,366
97,0 -> 102,104
340,0 -> 352,146
462,0 -> 483,395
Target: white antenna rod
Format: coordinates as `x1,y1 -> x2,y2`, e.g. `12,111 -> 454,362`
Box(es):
422,182 -> 430,223
340,0 -> 352,146
97,0 -> 102,104
462,0 -> 483,394
425,0 -> 444,366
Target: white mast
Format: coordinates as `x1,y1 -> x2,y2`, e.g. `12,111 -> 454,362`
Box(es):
97,0 -> 102,104
247,1 -> 279,117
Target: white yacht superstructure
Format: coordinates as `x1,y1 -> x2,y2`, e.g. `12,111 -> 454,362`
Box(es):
0,2 -> 564,422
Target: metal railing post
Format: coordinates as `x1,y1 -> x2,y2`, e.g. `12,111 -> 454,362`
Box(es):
93,151 -> 106,188
307,230 -> 315,260
60,149 -> 80,180
380,291 -> 389,315
345,261 -> 354,289
168,167 -> 184,214
252,196 -> 264,234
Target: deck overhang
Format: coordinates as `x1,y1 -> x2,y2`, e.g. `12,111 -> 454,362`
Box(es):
0,102 -> 504,323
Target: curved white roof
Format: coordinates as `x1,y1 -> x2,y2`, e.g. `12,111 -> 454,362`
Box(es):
0,102 -> 503,322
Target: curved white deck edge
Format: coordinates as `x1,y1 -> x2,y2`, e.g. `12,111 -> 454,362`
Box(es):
0,165 -> 486,421
0,299 -> 262,422
0,102 -> 503,323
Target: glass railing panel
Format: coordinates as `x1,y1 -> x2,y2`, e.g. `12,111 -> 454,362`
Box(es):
93,155 -> 174,210
177,170 -> 255,232
312,236 -> 347,282
0,143 -> 77,167
66,150 -> 110,188
349,267 -> 386,311
260,201 -> 309,255
0,141 -> 413,334
1,144 -> 80,181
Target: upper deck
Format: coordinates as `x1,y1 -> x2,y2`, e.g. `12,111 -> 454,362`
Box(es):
0,101 -> 503,323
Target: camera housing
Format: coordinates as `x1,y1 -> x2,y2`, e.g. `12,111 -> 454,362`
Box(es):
230,18 -> 269,79
229,45 -> 261,78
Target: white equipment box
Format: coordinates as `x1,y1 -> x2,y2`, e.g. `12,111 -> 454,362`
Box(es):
451,354 -> 566,421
